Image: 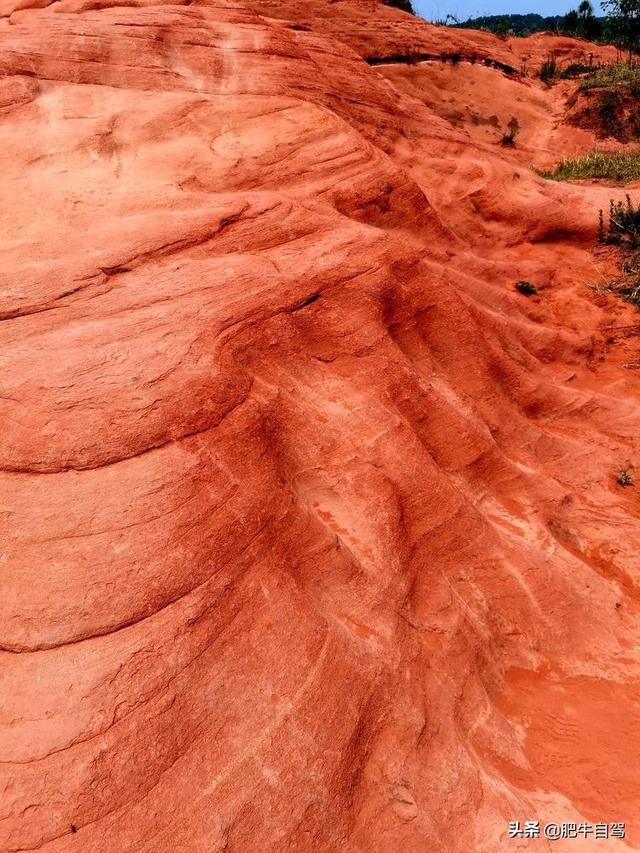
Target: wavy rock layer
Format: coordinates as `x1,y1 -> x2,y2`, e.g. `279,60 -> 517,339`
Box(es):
1,2 -> 639,851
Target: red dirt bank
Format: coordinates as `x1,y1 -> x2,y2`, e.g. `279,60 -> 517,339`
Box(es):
0,1 -> 639,851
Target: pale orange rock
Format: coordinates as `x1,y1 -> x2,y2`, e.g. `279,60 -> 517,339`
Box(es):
1,2 -> 639,852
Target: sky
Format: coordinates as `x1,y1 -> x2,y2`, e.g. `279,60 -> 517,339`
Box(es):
414,0 -> 604,22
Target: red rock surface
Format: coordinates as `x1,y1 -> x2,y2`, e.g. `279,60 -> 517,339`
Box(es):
1,1 -> 639,851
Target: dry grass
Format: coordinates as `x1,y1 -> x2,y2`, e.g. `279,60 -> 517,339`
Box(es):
536,150 -> 640,184
579,62 -> 640,92
593,250 -> 640,308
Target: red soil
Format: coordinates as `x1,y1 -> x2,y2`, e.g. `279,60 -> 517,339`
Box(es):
567,85 -> 640,143
1,1 -> 639,851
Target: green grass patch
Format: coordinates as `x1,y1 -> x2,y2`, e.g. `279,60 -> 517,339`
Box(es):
579,62 -> 640,92
536,150 -> 640,183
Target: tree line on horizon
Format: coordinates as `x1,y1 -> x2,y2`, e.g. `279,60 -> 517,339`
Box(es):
453,0 -> 640,56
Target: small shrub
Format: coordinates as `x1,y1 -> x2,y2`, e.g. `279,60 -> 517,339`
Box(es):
538,56 -> 557,83
613,249 -> 640,304
515,280 -> 539,295
432,13 -> 459,25
596,197 -> 640,309
501,116 -> 520,146
560,62 -> 595,79
494,17 -> 511,39
599,195 -> 640,247
617,468 -> 635,486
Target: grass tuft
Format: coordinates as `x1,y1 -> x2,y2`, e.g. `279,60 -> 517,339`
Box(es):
538,56 -> 557,83
617,468 -> 635,487
579,62 -> 640,93
593,196 -> 640,309
598,195 -> 640,247
536,150 -> 640,184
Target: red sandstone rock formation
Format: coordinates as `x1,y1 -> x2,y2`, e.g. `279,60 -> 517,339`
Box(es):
1,1 -> 639,850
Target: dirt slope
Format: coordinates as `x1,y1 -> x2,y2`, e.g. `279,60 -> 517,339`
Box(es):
1,2 -> 639,851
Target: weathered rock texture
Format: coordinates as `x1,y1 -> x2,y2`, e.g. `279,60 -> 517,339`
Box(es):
1,1 -> 639,851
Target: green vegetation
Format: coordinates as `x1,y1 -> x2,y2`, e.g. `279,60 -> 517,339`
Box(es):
615,249 -> 640,303
537,150 -> 640,183
594,195 -> 640,309
454,11 -> 607,38
558,63 -> 640,141
602,0 -> 640,61
454,13 -> 571,36
563,0 -> 603,39
599,195 -> 640,245
538,56 -> 558,83
560,62 -> 596,78
454,3 -> 638,52
567,61 -> 640,142
579,61 -> 640,91
494,17 -> 511,38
